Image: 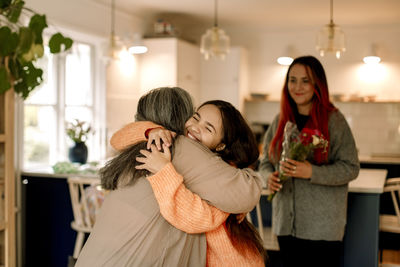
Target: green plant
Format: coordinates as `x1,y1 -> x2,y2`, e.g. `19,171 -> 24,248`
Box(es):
0,0 -> 73,99
66,119 -> 92,143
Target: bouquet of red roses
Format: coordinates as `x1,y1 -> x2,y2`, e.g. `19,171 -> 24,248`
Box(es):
267,121 -> 328,202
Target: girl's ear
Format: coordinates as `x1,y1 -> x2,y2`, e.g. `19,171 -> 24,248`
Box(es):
215,143 -> 226,152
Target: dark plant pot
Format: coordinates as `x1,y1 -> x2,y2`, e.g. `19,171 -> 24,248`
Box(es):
68,142 -> 88,164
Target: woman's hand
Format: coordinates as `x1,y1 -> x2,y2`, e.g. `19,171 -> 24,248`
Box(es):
147,128 -> 177,150
267,171 -> 281,193
280,159 -> 312,179
136,144 -> 171,173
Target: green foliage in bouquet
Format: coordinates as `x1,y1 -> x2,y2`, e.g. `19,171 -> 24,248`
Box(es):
267,122 -> 328,202
0,0 -> 73,99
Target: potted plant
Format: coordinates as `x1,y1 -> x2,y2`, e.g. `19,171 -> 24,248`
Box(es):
66,119 -> 91,164
0,0 -> 73,99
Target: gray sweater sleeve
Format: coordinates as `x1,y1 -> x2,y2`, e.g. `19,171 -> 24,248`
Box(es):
310,111 -> 360,186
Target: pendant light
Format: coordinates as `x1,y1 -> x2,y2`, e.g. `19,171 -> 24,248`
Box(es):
200,0 -> 230,60
105,0 -> 125,60
316,0 -> 346,59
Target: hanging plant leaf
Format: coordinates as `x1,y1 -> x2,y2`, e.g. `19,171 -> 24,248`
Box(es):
0,0 -> 12,9
49,33 -> 73,53
0,26 -> 18,56
0,1 -> 73,99
6,0 -> 23,23
0,66 -> 11,93
32,43 -> 44,58
7,57 -> 21,81
14,62 -> 43,99
18,27 -> 33,54
20,43 -> 43,62
28,14 -> 47,44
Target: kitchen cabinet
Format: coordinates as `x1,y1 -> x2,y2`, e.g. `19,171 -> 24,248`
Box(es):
140,37 -> 201,105
21,174 -> 76,267
0,90 -> 15,267
199,47 -> 249,112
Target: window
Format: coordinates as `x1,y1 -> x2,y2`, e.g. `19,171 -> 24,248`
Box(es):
22,35 -> 106,170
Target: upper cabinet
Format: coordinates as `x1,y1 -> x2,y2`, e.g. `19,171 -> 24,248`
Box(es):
199,47 -> 249,112
140,38 -> 201,106
140,38 -> 249,111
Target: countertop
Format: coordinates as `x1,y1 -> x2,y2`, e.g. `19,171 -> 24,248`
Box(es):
348,168 -> 387,193
23,167 -> 388,194
359,155 -> 400,164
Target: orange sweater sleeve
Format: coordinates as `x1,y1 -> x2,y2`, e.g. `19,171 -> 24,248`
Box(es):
147,163 -> 229,234
110,121 -> 160,150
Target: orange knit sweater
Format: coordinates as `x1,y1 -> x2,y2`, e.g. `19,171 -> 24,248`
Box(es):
147,163 -> 264,267
110,121 -> 264,267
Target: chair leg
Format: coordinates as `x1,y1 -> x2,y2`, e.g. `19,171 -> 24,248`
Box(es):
73,232 -> 85,259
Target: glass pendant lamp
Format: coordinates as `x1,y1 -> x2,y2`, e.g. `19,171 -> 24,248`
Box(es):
316,0 -> 346,59
200,0 -> 230,60
104,0 -> 126,60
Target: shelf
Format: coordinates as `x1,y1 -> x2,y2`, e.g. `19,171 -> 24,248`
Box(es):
0,220 -> 5,231
0,134 -> 5,142
245,98 -> 400,104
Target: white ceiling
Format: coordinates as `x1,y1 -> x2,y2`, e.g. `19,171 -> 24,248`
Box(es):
94,0 -> 400,28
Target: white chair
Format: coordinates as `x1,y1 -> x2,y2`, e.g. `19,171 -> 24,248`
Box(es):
247,189 -> 280,251
379,177 -> 400,267
68,176 -> 104,259
380,177 -> 400,234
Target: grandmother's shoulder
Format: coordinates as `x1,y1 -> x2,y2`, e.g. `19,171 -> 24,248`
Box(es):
174,135 -> 212,154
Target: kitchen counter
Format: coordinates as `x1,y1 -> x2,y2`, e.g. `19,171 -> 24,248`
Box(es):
348,168 -> 387,193
359,155 -> 400,164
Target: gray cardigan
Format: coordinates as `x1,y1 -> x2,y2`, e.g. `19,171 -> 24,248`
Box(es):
258,110 -> 360,241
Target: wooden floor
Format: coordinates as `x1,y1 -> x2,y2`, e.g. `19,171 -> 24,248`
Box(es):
381,249 -> 400,264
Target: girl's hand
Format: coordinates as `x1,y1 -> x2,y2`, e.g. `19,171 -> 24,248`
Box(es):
280,159 -> 312,179
267,171 -> 281,193
147,128 -> 177,150
136,144 -> 171,173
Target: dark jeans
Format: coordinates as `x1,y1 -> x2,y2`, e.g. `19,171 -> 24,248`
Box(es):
277,235 -> 343,267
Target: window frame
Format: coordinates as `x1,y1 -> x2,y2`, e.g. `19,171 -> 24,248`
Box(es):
16,27 -> 107,171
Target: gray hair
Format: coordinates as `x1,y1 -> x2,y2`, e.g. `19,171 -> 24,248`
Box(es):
101,86 -> 194,190
135,87 -> 194,135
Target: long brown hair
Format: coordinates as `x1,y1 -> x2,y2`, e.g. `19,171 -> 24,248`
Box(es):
269,56 -> 337,164
101,87 -> 194,190
200,100 -> 266,260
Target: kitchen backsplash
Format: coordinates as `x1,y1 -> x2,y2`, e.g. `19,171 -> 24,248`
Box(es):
244,100 -> 400,158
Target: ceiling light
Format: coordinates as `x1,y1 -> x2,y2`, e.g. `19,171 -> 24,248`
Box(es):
128,33 -> 148,54
277,46 -> 296,66
363,44 -> 381,64
316,0 -> 345,59
200,0 -> 230,60
277,57 -> 293,66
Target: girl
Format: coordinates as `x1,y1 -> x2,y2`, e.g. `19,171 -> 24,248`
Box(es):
259,56 -> 359,267
115,100 -> 265,266
76,88 -> 262,266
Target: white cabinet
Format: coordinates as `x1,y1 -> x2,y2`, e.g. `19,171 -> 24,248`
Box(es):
140,38 -> 201,106
199,47 -> 249,112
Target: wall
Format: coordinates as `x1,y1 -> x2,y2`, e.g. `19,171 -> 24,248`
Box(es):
225,24 -> 400,101
244,100 -> 400,158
